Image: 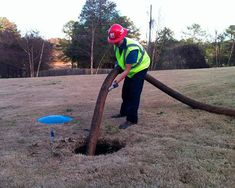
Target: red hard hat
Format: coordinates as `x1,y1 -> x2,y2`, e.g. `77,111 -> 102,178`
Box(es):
108,24 -> 128,44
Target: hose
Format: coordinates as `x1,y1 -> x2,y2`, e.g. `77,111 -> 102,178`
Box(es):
86,67 -> 235,155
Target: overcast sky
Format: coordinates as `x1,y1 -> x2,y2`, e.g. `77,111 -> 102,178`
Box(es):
0,0 -> 234,40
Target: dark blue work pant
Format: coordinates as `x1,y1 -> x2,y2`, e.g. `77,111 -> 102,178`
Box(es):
120,68 -> 148,123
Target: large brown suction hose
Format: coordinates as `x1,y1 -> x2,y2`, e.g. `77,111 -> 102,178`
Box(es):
86,67 -> 235,155
145,73 -> 235,116
86,67 -> 122,155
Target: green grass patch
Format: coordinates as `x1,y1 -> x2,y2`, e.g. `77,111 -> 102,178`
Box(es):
104,122 -> 120,135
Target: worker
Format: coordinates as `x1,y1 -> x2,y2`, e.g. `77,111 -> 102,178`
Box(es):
108,23 -> 150,129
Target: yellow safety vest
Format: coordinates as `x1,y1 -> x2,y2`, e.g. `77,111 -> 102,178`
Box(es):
114,37 -> 150,78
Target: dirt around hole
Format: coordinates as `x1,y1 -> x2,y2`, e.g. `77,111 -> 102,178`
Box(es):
74,138 -> 126,155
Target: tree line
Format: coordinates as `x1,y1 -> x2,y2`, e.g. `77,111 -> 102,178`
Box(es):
0,17 -> 53,77
0,0 -> 234,78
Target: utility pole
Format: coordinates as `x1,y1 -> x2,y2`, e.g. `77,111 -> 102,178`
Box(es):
215,30 -> 218,67
148,4 -> 152,53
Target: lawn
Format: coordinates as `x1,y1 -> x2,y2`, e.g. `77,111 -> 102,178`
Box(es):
0,67 -> 234,187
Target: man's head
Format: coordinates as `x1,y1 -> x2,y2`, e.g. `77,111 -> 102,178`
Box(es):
107,24 -> 128,46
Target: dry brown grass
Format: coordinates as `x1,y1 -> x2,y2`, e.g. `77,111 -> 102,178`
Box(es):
0,67 -> 234,187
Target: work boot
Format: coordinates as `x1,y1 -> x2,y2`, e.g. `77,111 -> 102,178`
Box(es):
111,114 -> 126,118
119,121 -> 136,129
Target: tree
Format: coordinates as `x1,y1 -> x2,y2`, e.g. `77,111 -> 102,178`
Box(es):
182,23 -> 207,44
225,25 -> 235,66
63,20 -> 75,40
0,17 -> 54,78
159,44 -> 208,69
0,17 -> 19,34
61,0 -> 140,71
78,0 -> 119,73
60,21 -> 77,68
150,27 -> 176,70
213,31 -> 227,67
19,31 -> 53,77
113,16 -> 140,40
0,17 -> 25,77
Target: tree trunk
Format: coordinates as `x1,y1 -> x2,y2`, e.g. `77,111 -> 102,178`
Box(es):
28,52 -> 32,77
215,31 -> 218,66
151,43 -> 156,70
227,39 -> 235,66
30,46 -> 34,77
90,24 -> 95,75
95,52 -> 106,74
36,41 -> 45,77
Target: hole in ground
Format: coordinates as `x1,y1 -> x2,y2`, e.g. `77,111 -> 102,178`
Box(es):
74,138 -> 126,155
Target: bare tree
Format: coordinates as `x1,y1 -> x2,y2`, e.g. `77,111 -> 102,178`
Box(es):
36,41 -> 45,77
19,31 -> 52,77
226,25 -> 235,66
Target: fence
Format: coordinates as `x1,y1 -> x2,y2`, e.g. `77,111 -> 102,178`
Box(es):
39,68 -> 113,77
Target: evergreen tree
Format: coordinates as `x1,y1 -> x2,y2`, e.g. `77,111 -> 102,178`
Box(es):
0,17 -> 25,77
225,25 -> 235,65
61,0 -> 140,71
150,27 -> 176,70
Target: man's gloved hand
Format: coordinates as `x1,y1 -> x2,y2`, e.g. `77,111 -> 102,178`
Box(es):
114,61 -> 118,68
108,81 -> 119,91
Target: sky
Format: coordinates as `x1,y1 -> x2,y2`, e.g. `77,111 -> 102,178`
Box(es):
0,0 -> 234,40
